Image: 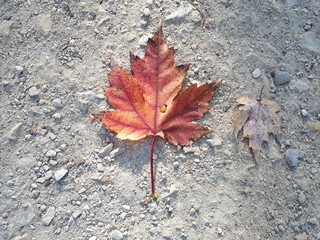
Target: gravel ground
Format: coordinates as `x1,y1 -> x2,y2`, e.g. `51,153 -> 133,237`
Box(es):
0,0 -> 320,240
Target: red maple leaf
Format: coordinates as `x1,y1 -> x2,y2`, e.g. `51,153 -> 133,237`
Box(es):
93,21 -> 221,199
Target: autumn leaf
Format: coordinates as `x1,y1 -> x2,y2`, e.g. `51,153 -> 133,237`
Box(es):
93,20 -> 221,200
233,86 -> 281,160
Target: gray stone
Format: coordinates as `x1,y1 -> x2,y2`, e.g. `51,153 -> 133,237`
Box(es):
72,210 -> 82,219
54,168 -> 68,181
206,138 -> 223,147
165,6 -> 192,23
91,191 -> 100,202
298,32 -> 320,54
124,32 -> 136,43
42,206 -> 55,226
52,98 -> 62,108
301,109 -> 308,117
298,192 -> 307,204
15,66 -> 24,74
111,230 -> 124,240
274,71 -> 292,86
294,233 -> 308,240
143,8 -> 151,17
16,208 -> 36,227
173,161 -> 179,170
290,80 -> 309,91
45,150 -> 57,158
29,87 -> 39,97
98,143 -> 113,158
36,13 -> 52,34
5,123 -> 23,141
97,163 -> 104,172
284,0 -> 303,7
53,113 -> 62,120
285,149 -> 305,167
36,177 -> 46,184
0,20 -> 14,37
110,148 -> 125,158
252,68 -> 261,79
190,10 -> 201,23
44,171 -> 53,180
122,205 -> 130,213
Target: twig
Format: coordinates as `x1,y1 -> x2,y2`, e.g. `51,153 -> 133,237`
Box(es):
187,0 -> 206,27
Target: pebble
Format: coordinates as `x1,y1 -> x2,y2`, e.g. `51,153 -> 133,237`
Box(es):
285,149 -> 305,167
72,210 -> 82,219
89,237 -> 97,240
54,168 -> 68,181
122,205 -> 131,213
91,191 -> 100,202
29,87 -> 39,97
111,230 -> 124,240
294,233 -> 308,240
206,138 -> 223,147
45,150 -> 57,158
6,123 -> 23,141
110,148 -> 125,158
44,171 -> 53,180
298,192 -> 307,204
0,20 -> 14,37
52,98 -> 62,108
6,179 -> 14,187
15,66 -> 24,74
36,177 -> 46,184
42,206 -> 55,226
143,8 -> 151,17
165,6 -> 192,23
97,163 -> 104,172
53,113 -> 62,120
273,71 -> 292,86
173,161 -> 179,170
298,32 -> 320,54
40,129 -> 48,136
252,68 -> 261,79
301,109 -> 308,117
98,143 -> 113,158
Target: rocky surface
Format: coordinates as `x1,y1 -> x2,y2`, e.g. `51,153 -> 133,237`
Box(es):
0,0 -> 319,240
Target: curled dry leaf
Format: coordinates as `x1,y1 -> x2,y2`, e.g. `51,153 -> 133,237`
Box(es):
233,86 -> 281,160
93,20 -> 221,199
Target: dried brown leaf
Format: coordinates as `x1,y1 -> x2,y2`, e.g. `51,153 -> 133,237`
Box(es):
233,87 -> 281,160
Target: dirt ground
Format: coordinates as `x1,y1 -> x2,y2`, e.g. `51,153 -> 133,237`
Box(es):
0,0 -> 319,239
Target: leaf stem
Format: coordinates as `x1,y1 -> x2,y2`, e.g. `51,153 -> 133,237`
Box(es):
256,85 -> 265,122
150,135 -> 158,200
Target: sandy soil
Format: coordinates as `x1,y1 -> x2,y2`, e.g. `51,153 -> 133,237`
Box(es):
0,0 -> 319,239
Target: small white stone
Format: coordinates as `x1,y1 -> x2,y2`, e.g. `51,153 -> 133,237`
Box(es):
54,168 -> 68,181
44,171 -> 53,180
122,205 -> 131,213
53,113 -> 62,119
45,150 -> 57,158
15,66 -> 24,73
252,68 -> 261,79
143,8 -> 151,17
301,109 -> 308,117
29,87 -> 39,97
97,163 -> 104,172
42,206 -> 55,226
52,98 -> 62,108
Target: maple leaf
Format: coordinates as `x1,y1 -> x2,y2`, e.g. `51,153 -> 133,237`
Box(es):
233,86 -> 281,160
93,20 -> 221,200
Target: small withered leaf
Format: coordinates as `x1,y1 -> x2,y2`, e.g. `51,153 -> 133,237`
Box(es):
233,87 -> 281,160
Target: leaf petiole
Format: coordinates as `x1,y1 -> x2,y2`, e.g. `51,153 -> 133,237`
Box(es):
150,135 -> 157,200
